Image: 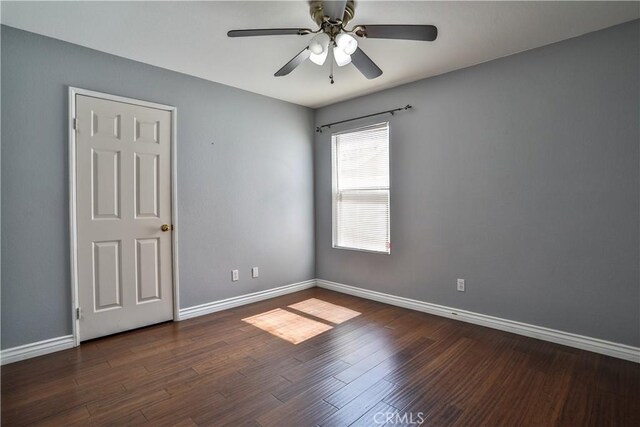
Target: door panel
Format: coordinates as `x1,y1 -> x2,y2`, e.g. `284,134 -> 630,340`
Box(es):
136,238 -> 161,302
92,240 -> 122,310
76,94 -> 173,341
92,150 -> 121,219
91,111 -> 121,139
135,153 -> 160,218
134,118 -> 160,143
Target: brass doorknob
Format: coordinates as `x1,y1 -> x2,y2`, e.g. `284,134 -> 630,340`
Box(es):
161,224 -> 170,232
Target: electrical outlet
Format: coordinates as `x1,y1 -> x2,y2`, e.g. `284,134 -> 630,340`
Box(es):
252,267 -> 259,278
232,269 -> 239,281
457,279 -> 465,292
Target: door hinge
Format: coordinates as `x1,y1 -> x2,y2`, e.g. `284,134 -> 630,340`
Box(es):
76,307 -> 81,320
73,118 -> 78,131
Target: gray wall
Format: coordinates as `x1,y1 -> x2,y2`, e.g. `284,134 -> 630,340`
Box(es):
314,21 -> 640,346
1,26 -> 315,349
2,20 -> 639,350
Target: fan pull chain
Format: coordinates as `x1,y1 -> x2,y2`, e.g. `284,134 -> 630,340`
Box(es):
329,46 -> 335,84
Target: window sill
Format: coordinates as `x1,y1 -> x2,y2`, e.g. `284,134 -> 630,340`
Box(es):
332,245 -> 391,255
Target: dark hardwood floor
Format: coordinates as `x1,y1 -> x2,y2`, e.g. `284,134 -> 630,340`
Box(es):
2,288 -> 639,426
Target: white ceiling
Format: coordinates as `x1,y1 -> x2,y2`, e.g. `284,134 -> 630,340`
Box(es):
2,1 -> 638,108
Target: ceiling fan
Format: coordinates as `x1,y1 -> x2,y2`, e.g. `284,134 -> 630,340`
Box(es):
227,0 -> 437,83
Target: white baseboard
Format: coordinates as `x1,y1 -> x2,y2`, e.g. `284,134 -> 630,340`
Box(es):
0,280 -> 315,365
5,280 -> 636,365
178,279 -> 317,320
316,279 -> 640,363
1,335 -> 75,366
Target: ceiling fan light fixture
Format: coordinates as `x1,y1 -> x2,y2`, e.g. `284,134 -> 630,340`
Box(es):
309,33 -> 330,55
333,46 -> 352,66
335,33 -> 358,55
310,48 -> 329,65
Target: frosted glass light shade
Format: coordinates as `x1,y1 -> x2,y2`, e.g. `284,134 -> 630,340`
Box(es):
309,33 -> 330,66
309,33 -> 330,55
310,48 -> 329,65
334,47 -> 352,66
336,33 -> 358,55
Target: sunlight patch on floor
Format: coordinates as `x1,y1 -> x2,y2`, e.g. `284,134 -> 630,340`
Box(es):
288,298 -> 361,324
242,308 -> 333,344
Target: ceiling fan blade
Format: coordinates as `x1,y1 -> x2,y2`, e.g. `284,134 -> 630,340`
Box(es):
275,48 -> 312,77
323,1 -> 347,21
355,25 -> 438,41
350,47 -> 382,79
227,28 -> 310,37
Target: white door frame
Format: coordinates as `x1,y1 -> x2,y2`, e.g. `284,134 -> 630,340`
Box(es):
68,87 -> 180,346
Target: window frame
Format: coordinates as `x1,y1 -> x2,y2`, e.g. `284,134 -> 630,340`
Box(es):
331,121 -> 391,255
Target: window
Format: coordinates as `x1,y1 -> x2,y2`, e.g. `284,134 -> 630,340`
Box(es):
332,122 -> 390,254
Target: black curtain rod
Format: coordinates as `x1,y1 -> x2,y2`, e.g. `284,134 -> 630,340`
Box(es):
316,105 -> 412,133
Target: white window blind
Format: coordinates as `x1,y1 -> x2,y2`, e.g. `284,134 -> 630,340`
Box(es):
332,122 -> 390,254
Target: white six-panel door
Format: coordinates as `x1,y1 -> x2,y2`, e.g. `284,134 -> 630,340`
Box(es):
75,94 -> 173,341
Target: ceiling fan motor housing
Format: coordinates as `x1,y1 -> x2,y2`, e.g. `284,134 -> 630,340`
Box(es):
309,1 -> 355,27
